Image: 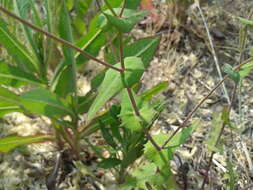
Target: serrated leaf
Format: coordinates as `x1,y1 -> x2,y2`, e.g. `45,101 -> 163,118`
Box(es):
0,135 -> 54,153
20,88 -> 74,117
0,18 -> 38,73
98,158 -> 121,169
121,143 -> 144,168
98,119 -> 118,149
87,57 -> 144,120
120,89 -> 156,131
0,62 -> 43,87
103,9 -> 147,33
144,120 -> 199,164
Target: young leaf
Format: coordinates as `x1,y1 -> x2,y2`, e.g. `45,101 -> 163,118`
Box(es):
87,56 -> 144,120
103,9 -> 148,33
0,135 -> 54,153
223,64 -> 240,83
98,158 -> 121,169
20,88 -> 74,117
0,62 -> 44,87
0,18 -> 38,73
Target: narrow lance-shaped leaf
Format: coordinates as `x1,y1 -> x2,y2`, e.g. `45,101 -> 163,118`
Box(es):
0,135 -> 55,153
0,62 -> 44,87
87,56 -> 144,120
20,88 -> 74,117
14,0 -> 40,60
0,19 -> 38,73
0,87 -> 23,116
0,86 -> 21,106
205,111 -> 224,152
53,0 -> 76,97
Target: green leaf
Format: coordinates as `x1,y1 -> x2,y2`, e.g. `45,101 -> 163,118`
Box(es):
14,0 -> 40,61
77,91 -> 97,114
0,101 -> 22,117
0,135 -> 54,153
103,9 -> 148,33
239,61 -> 253,78
75,16 -> 106,65
122,143 -> 144,168
238,17 -> 253,26
20,88 -> 74,117
87,56 -> 144,120
120,163 -> 157,190
98,158 -> 121,169
223,64 -> 240,83
0,18 -> 38,73
120,89 -> 156,131
0,86 -> 21,106
205,111 -> 224,152
123,36 -> 161,68
0,62 -> 44,87
55,0 -> 76,97
141,81 -> 169,101
98,119 -> 118,149
125,0 -> 141,9
92,36 -> 160,89
80,106 -> 120,137
144,120 -> 199,164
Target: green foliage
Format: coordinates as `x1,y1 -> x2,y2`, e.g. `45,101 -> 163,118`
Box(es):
0,0 -> 201,189
223,64 -> 240,83
87,56 -> 144,120
103,9 -> 148,33
0,135 -> 54,153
